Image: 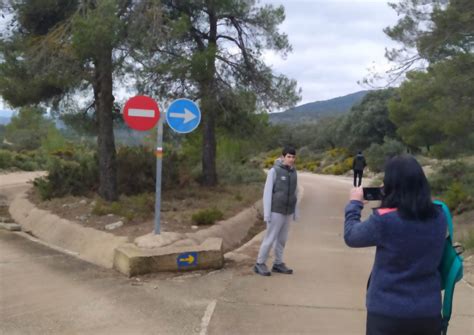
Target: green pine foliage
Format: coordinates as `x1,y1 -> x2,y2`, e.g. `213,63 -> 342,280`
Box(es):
384,0 -> 474,156
4,106 -> 56,151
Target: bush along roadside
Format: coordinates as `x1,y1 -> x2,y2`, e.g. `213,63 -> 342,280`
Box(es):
0,149 -> 48,171
429,161 -> 474,213
262,147 -> 352,175
192,208 -> 224,226
429,160 -> 474,253
34,148 -> 99,200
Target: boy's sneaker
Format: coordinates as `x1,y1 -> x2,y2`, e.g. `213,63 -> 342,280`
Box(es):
272,263 -> 293,274
254,263 -> 271,276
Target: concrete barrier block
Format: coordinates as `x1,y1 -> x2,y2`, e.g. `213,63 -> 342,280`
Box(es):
0,222 -> 21,231
113,237 -> 224,277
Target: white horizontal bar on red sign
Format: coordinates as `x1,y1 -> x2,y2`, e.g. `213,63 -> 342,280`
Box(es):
128,108 -> 155,118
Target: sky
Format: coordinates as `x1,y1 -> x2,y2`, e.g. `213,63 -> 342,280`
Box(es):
0,0 -> 401,115
261,0 -> 400,105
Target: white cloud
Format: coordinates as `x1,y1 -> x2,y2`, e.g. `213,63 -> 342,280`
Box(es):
260,0 -> 401,104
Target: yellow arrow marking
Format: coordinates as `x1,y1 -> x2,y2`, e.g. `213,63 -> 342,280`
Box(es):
179,255 -> 195,264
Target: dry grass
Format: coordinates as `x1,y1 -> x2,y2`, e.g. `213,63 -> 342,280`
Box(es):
455,210 -> 474,253
29,182 -> 263,238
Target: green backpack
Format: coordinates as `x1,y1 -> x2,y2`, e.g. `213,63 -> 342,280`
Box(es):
433,200 -> 464,335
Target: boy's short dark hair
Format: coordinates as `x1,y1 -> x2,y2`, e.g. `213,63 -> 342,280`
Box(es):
282,146 -> 296,156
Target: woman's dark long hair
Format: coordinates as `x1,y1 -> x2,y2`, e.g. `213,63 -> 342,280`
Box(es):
381,155 -> 438,220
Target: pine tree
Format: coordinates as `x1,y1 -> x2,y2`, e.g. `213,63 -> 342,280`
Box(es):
133,0 -> 301,186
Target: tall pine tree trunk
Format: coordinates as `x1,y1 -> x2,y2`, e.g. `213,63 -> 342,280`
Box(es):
94,48 -> 118,201
201,91 -> 217,186
200,5 -> 218,187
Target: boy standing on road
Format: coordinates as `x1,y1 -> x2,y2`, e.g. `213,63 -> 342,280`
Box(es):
254,146 -> 298,276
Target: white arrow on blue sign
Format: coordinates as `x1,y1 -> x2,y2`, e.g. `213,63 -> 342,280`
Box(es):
166,98 -> 201,133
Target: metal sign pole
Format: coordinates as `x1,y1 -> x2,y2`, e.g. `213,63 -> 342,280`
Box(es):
154,116 -> 164,234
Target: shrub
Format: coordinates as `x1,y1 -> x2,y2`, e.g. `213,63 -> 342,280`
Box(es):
116,146 -> 155,195
307,161 -> 320,172
442,182 -> 470,212
262,148 -> 283,168
430,142 -> 467,159
116,145 -> 186,195
297,146 -> 312,158
263,155 -> 279,168
41,127 -> 70,154
461,229 -> 474,251
33,149 -> 98,200
297,160 -> 320,172
343,157 -> 353,171
365,138 -> 405,172
92,193 -> 155,222
314,147 -> 352,175
33,177 -> 54,200
430,161 -> 468,190
162,147 -> 183,189
430,161 -> 474,212
322,162 -> 347,175
217,160 -> 265,184
0,150 -> 14,169
192,208 -> 224,225
0,149 -> 48,171
328,147 -> 349,158
14,153 -> 39,171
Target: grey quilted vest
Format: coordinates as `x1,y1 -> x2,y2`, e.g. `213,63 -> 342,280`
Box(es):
271,161 -> 297,215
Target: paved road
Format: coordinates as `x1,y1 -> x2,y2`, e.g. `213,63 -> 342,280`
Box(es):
1,172 -> 473,334
208,173 -> 474,334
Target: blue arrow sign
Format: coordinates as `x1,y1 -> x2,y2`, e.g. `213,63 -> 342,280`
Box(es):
177,252 -> 198,268
166,99 -> 201,133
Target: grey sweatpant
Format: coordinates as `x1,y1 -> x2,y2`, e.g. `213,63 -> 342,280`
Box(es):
256,212 -> 291,265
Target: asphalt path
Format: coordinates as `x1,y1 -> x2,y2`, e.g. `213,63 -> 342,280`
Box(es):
1,172 -> 473,334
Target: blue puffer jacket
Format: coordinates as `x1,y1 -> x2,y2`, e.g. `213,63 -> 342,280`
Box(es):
344,200 -> 447,318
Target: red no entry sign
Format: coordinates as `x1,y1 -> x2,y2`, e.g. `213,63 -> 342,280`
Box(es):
123,95 -> 160,131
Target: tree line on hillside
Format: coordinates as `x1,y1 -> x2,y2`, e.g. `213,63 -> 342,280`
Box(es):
282,0 -> 473,162
269,90 -> 369,124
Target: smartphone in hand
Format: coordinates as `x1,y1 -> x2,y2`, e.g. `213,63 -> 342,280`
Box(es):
363,187 -> 383,201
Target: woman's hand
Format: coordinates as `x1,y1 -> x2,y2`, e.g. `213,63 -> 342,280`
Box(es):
350,186 -> 365,202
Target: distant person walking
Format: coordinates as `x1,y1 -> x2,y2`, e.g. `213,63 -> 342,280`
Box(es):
352,151 -> 366,187
254,146 -> 298,276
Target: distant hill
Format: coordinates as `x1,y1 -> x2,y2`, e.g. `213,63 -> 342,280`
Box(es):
0,116 -> 10,125
0,109 -> 13,125
269,90 -> 370,124
0,112 -> 147,145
